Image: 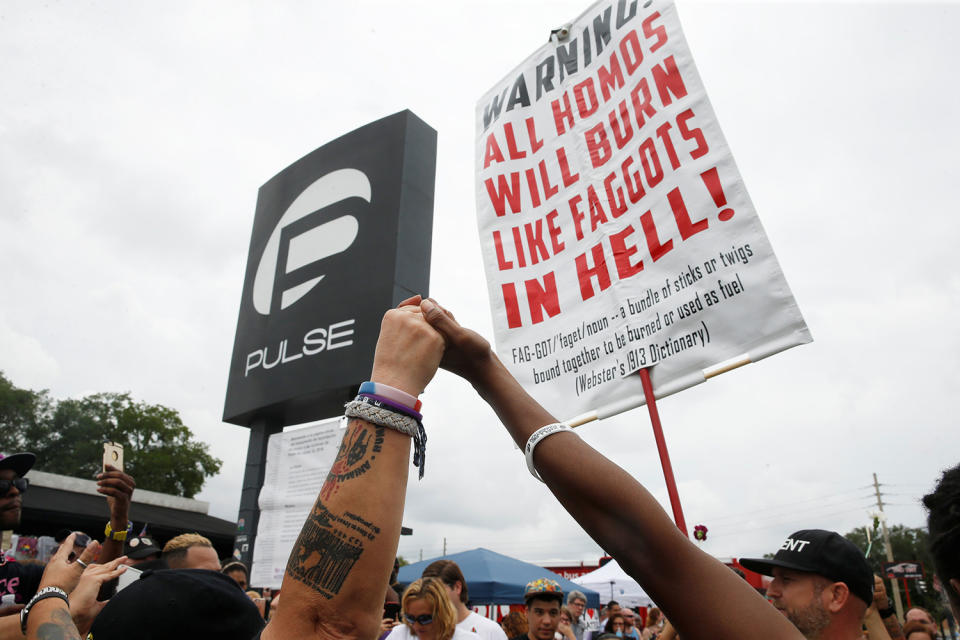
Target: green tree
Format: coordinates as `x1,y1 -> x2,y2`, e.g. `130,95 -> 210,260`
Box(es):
0,371 -> 52,453
845,522 -> 945,618
0,373 -> 221,498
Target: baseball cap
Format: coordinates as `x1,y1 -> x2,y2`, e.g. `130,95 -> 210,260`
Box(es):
89,569 -> 264,640
124,534 -> 162,560
524,577 -> 563,603
0,452 -> 35,477
739,529 -> 873,605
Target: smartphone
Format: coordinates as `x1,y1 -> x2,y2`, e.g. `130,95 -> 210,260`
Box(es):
103,442 -> 124,472
116,565 -> 142,592
384,602 -> 401,621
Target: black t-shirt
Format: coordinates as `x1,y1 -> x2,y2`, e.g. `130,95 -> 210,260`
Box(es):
0,559 -> 44,604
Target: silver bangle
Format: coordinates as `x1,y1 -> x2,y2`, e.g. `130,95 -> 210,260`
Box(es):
524,423 -> 573,482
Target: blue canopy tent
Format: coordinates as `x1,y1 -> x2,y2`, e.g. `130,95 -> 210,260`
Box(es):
397,547 -> 601,607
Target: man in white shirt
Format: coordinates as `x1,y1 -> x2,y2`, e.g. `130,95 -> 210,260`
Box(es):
421,560 -> 508,640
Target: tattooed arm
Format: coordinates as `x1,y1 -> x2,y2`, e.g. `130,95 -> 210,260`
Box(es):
25,603 -> 79,640
264,298 -> 444,640
16,533 -> 99,640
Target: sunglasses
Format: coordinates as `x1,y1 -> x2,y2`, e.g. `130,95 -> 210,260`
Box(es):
404,614 -> 434,626
0,477 -> 28,495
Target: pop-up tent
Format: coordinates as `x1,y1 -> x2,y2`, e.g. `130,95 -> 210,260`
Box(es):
571,559 -> 653,608
398,547 -> 601,607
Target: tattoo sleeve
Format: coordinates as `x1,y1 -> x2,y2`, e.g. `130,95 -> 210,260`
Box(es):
34,607 -> 82,640
882,614 -> 905,640
285,421 -> 384,598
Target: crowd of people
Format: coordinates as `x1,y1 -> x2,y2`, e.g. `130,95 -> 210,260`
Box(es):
1,296 -> 958,640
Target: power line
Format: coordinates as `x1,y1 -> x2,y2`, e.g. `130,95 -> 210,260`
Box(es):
702,492 -> 875,525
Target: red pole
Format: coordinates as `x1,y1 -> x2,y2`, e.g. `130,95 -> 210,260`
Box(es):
903,578 -> 912,609
638,367 -> 689,537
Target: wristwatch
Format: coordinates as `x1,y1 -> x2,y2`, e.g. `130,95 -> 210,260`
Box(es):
104,520 -> 133,541
20,586 -> 69,633
878,598 -> 896,619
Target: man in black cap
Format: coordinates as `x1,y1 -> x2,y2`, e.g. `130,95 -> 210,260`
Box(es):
0,450 -> 135,610
738,529 -> 873,640
0,452 -> 43,622
123,532 -> 165,570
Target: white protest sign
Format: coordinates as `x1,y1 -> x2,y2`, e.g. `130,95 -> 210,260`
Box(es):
475,0 -> 811,421
250,418 -> 345,589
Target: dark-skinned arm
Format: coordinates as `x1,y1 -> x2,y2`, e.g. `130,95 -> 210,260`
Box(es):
96,465 -> 135,562
420,298 -> 802,640
263,298 -> 444,640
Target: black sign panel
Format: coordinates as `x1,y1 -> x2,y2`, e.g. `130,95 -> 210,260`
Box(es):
883,561 -> 924,579
224,110 -> 436,426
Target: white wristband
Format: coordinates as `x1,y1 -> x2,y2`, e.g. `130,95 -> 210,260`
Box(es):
524,423 -> 572,482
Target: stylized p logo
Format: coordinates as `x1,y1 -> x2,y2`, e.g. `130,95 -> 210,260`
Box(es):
252,168 -> 371,315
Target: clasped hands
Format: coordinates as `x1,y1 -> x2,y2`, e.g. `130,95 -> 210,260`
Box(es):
370,296 -> 493,396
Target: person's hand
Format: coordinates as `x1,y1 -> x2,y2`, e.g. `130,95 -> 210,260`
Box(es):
69,556 -> 128,635
419,298 -> 494,381
269,592 -> 279,620
370,295 -> 445,396
380,617 -> 399,635
39,533 -> 99,593
870,573 -> 891,612
249,594 -> 267,619
558,620 -> 575,640
97,464 -> 135,522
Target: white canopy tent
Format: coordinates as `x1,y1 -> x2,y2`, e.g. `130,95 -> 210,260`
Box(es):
571,559 -> 654,608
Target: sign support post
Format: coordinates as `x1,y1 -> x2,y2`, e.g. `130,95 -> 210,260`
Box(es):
638,368 -> 688,537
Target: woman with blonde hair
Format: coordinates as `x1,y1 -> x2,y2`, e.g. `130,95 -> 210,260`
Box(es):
641,608 -> 662,640
394,578 -> 479,640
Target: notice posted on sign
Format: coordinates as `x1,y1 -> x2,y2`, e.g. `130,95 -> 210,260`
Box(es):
475,0 -> 811,420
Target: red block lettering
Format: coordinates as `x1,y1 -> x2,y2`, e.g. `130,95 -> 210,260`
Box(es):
640,209 -> 673,262
485,174 -> 522,216
642,13 -> 668,52
575,243 -> 612,300
677,109 -> 709,159
610,225 -> 644,279
483,134 -> 505,169
586,122 -> 613,169
552,93 -> 575,136
668,187 -> 708,240
652,55 -> 687,106
502,282 -> 522,328
525,272 -> 561,324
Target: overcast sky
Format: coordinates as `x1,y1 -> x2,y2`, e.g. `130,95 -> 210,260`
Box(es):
2,0 -> 958,569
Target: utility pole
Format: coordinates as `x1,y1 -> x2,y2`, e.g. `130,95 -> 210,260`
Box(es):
443,537 -> 447,557
874,472 -> 904,622
419,548 -> 423,562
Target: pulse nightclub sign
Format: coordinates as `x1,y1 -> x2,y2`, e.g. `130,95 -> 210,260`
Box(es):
224,110 -> 437,426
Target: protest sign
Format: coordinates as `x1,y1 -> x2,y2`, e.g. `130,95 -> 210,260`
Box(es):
475,0 -> 811,421
250,418 -> 345,589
